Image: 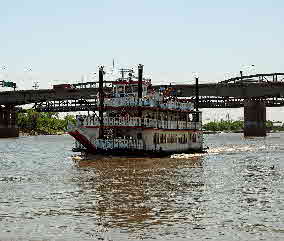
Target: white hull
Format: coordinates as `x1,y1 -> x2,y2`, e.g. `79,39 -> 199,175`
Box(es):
69,125 -> 203,156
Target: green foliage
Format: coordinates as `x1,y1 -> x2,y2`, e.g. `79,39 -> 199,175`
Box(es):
16,110 -> 76,135
203,120 -> 284,132
266,120 -> 284,131
1,80 -> 16,88
203,120 -> 244,132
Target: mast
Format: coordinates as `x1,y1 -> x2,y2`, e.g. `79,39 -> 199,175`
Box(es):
99,66 -> 104,139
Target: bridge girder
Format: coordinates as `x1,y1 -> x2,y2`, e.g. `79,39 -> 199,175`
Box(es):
31,96 -> 284,112
1,72 -> 284,109
219,72 -> 284,84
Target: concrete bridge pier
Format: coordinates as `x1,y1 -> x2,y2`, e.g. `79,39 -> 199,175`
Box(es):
244,100 -> 266,137
0,106 -> 19,138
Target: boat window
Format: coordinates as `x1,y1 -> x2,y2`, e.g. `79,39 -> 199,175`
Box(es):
167,135 -> 171,143
192,113 -> 199,122
132,85 -> 138,93
153,133 -> 159,144
188,114 -> 192,122
192,133 -> 196,143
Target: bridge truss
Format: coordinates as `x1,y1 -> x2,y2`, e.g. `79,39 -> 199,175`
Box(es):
32,96 -> 284,112
220,72 -> 284,84
198,96 -> 284,108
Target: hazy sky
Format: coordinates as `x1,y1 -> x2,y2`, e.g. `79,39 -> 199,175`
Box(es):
1,0 -> 284,120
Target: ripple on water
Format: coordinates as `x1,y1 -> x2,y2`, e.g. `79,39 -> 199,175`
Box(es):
0,134 -> 283,240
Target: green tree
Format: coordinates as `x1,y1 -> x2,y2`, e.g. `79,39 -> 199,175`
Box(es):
203,120 -> 244,132
16,110 -> 76,135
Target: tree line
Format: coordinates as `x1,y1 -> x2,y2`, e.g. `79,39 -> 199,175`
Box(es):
203,120 -> 284,132
16,109 -> 76,135
203,120 -> 243,132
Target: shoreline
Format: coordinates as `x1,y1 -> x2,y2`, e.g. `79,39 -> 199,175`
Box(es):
204,130 -> 284,134
19,131 -> 67,136
19,130 -> 284,136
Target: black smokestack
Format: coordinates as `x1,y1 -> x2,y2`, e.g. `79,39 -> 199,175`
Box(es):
138,64 -> 143,98
99,66 -> 104,139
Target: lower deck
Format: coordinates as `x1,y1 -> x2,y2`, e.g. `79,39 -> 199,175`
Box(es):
69,127 -> 203,155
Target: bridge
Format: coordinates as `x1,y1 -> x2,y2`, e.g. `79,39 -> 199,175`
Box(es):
1,71 -> 284,137
1,73 -> 284,106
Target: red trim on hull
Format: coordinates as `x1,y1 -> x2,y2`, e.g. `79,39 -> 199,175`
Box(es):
68,130 -> 97,153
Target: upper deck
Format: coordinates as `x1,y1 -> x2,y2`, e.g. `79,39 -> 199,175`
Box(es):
91,67 -> 197,112
101,96 -> 195,111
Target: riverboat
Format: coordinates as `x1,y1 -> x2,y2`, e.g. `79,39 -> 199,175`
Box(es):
67,65 -> 203,157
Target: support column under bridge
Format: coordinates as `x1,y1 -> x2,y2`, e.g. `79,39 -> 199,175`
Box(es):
244,100 -> 266,137
0,106 -> 19,138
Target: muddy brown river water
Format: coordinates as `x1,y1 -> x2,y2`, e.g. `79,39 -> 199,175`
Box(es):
0,133 -> 283,240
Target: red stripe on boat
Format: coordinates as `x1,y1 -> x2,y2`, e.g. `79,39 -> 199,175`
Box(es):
68,130 -> 96,153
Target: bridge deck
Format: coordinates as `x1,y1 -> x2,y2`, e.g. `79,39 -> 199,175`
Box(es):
1,73 -> 284,110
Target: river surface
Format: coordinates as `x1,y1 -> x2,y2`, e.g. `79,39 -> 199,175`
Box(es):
0,133 -> 283,241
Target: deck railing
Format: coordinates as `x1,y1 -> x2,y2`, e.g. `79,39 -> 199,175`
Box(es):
94,139 -> 144,150
101,97 -> 194,111
93,138 -> 201,152
72,140 -> 86,151
79,116 -> 201,130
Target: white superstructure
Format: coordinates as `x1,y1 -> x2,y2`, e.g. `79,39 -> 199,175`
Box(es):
68,65 -> 203,156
